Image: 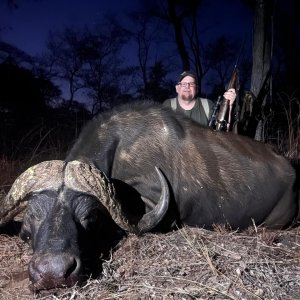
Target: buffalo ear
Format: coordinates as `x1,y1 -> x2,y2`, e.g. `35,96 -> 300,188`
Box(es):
0,160 -> 64,226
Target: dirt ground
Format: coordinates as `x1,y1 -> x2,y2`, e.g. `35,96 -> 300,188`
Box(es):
0,224 -> 300,300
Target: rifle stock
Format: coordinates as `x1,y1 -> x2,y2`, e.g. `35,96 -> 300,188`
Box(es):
208,95 -> 222,128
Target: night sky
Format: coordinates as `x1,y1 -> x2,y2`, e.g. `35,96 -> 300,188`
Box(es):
0,0 -> 256,102
0,0 -> 252,57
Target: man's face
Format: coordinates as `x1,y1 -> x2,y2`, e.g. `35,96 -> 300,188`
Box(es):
176,75 -> 197,101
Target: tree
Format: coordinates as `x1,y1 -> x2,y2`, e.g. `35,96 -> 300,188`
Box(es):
0,58 -> 61,156
272,0 -> 300,97
137,61 -> 172,102
43,20 -> 130,114
0,59 -> 59,118
131,13 -> 156,90
204,36 -> 237,96
262,0 -> 300,156
44,28 -> 87,105
165,0 -> 191,71
81,20 -> 130,113
143,0 -> 204,90
247,0 -> 273,140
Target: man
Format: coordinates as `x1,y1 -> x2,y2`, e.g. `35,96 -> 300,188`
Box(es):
163,71 -> 236,127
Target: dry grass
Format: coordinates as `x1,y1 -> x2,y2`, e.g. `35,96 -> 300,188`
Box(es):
1,157 -> 300,299
0,225 -> 299,300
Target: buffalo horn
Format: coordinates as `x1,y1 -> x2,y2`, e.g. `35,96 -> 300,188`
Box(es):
0,160 -> 65,226
64,161 -> 169,234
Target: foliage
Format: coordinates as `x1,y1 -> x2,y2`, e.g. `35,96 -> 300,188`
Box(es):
136,61 -> 173,102
1,0 -> 300,159
0,57 -> 91,159
263,93 -> 300,160
42,21 -> 131,114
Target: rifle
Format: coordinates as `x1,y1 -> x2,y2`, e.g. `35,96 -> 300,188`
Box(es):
209,37 -> 245,132
215,69 -> 239,132
208,95 -> 222,128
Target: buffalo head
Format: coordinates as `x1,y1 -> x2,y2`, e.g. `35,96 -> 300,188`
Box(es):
0,160 -> 169,291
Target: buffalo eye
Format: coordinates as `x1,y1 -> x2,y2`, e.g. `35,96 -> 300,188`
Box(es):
20,229 -> 31,243
74,196 -> 101,229
79,210 -> 99,230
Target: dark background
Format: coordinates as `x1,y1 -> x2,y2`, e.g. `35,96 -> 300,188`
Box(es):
0,0 -> 299,162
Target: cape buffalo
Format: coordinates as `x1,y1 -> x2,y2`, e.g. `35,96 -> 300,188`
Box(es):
0,101 -> 299,291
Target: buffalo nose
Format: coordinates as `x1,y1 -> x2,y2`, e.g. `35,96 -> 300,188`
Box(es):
28,254 -> 82,290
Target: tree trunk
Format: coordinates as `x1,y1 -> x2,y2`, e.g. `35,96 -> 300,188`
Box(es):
167,0 -> 190,71
250,0 -> 273,141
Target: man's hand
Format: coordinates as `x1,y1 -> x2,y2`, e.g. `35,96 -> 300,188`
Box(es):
223,88 -> 236,105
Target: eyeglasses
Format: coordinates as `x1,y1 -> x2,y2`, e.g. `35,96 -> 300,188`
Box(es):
178,82 -> 197,88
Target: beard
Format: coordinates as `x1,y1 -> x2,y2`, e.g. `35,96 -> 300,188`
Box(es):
181,94 -> 194,101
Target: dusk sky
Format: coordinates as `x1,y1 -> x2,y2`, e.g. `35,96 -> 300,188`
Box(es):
0,0 -> 256,101
0,0 -> 141,55
0,0 -> 253,57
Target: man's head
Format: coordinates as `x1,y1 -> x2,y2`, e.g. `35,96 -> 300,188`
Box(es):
176,71 -> 198,101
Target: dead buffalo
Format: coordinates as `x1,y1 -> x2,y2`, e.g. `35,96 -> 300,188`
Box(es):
0,101 -> 299,291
